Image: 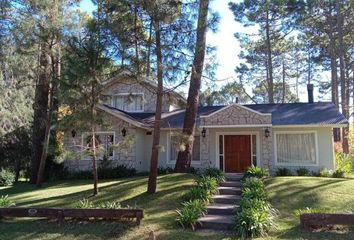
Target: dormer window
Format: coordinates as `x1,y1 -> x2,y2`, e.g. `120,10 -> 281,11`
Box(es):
111,93 -> 144,112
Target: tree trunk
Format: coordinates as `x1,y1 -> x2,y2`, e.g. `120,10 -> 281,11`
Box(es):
91,83 -> 98,196
36,44 -> 60,187
134,1 -> 140,75
336,0 -> 349,153
147,20 -> 163,194
282,60 -> 286,103
30,41 -> 51,184
146,18 -> 153,77
175,0 -> 209,172
265,7 -> 274,103
92,126 -> 98,195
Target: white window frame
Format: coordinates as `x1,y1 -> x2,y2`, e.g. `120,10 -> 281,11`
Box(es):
110,93 -> 145,112
274,130 -> 319,167
215,131 -> 260,172
81,131 -> 115,160
167,133 -> 201,165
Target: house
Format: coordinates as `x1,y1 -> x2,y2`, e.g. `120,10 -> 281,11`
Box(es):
64,71 -> 348,174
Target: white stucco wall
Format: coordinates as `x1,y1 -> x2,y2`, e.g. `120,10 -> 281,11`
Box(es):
272,127 -> 335,173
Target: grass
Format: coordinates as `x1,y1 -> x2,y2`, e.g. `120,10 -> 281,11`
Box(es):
0,174 -> 226,240
2,175 -> 354,239
264,176 -> 354,239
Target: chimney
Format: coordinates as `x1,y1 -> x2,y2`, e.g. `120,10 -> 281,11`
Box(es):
307,84 -> 314,103
235,96 -> 239,104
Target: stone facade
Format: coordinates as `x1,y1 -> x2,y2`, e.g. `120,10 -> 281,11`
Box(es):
200,128 -> 211,169
201,105 -> 271,126
260,127 -> 273,172
102,76 -> 181,112
199,105 -> 273,172
64,113 -> 137,171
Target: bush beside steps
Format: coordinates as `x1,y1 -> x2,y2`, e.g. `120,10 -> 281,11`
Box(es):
175,167 -> 224,231
233,165 -> 277,239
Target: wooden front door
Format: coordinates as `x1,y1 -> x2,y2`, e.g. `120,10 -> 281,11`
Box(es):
224,135 -> 251,173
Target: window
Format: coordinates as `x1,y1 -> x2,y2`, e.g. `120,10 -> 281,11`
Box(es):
111,93 -> 144,112
170,135 -> 200,162
83,132 -> 115,158
275,132 -> 317,165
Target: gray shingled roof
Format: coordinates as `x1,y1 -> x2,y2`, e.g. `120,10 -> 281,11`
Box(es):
245,102 -> 348,126
103,102 -> 348,128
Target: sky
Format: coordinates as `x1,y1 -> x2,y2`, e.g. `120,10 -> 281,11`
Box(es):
79,0 -> 310,102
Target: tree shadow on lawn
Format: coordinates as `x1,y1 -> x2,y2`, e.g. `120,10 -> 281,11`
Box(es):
0,218 -> 138,240
276,225 -> 354,240
265,177 -> 354,212
0,177 -> 150,207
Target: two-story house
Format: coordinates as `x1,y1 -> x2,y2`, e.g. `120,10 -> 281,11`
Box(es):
64,70 -> 348,174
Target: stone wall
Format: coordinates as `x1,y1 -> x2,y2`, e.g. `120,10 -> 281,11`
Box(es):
200,128 -> 211,169
260,127 -> 273,172
64,113 -> 137,171
102,76 -> 181,112
201,105 -> 271,126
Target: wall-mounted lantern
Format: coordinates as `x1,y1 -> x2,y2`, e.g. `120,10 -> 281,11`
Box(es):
71,129 -> 76,138
264,128 -> 270,138
201,127 -> 206,138
121,128 -> 127,137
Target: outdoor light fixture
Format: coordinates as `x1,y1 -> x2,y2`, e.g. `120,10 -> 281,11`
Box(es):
71,129 -> 76,138
201,127 -> 206,138
264,128 -> 270,138
121,128 -> 127,137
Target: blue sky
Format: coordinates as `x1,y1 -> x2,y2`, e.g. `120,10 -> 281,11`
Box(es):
79,0 -> 311,102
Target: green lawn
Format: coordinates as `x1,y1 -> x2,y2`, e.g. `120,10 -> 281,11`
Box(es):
265,176 -> 354,240
0,174 -> 226,240
1,175 -> 354,239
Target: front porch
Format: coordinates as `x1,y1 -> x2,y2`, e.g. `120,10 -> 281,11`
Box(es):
198,104 -> 273,173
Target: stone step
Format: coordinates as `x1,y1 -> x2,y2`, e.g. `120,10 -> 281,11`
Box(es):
213,194 -> 241,204
224,173 -> 243,181
219,181 -> 242,188
198,214 -> 234,230
218,186 -> 242,195
206,203 -> 236,215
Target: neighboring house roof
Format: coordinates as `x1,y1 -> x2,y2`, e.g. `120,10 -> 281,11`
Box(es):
99,102 -> 348,129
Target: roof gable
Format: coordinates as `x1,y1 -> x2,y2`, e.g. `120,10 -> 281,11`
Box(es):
200,104 -> 272,127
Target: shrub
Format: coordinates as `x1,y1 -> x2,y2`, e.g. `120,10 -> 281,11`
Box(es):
332,170 -> 345,178
335,152 -> 353,174
183,186 -> 211,203
0,195 -> 15,207
319,168 -> 332,177
69,164 -> 136,180
157,167 -> 174,175
186,167 -> 199,175
296,167 -> 309,176
97,201 -> 122,209
196,176 -> 218,195
0,126 -> 32,182
234,203 -> 275,238
75,198 -> 95,209
276,167 -> 292,176
203,167 -> 225,182
75,199 -> 130,209
243,165 -> 269,179
70,170 -> 93,180
233,177 -> 277,238
243,177 -> 264,190
0,168 -> 15,186
176,199 -> 206,230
